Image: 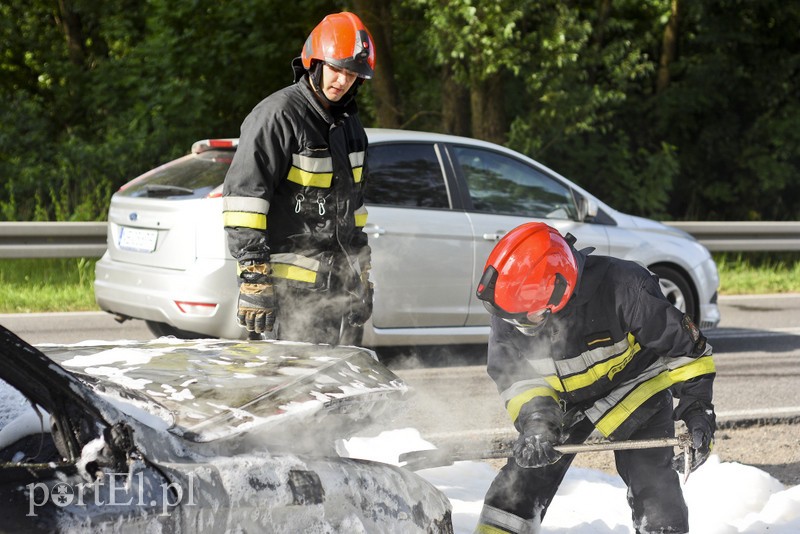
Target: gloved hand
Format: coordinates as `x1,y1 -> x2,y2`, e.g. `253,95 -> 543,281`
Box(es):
347,264 -> 374,327
513,411 -> 563,468
237,263 -> 276,333
673,400 -> 716,475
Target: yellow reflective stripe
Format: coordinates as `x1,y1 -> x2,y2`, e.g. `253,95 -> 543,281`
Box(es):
667,355 -> 716,381
223,196 -> 268,230
223,196 -> 269,213
349,151 -> 365,183
270,253 -> 320,272
561,333 -> 641,391
223,211 -> 267,230
506,387 -> 559,423
544,375 -> 565,392
354,205 -> 368,227
500,378 -> 551,403
475,525 -> 513,534
271,263 -> 317,284
594,356 -> 716,436
287,167 -> 333,188
554,333 -> 634,376
478,504 -> 531,533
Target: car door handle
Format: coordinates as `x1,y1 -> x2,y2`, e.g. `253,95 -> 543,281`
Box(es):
482,231 -> 507,241
364,224 -> 386,236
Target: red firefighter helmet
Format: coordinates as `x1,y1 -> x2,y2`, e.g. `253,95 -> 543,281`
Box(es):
301,12 -> 376,79
476,223 -> 578,325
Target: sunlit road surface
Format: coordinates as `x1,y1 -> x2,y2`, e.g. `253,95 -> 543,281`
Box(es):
1,294 -> 798,441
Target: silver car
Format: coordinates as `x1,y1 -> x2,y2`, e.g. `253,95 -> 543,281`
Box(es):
95,129 -> 720,346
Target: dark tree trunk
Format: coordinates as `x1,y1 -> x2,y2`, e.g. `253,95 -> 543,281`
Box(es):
353,0 -> 403,127
55,0 -> 86,66
470,74 -> 506,144
657,0 -> 680,93
441,63 -> 471,136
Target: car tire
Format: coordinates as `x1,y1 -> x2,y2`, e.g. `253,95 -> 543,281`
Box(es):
650,265 -> 697,321
145,320 -> 211,340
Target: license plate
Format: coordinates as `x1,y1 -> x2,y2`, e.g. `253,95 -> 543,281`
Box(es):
118,226 -> 158,253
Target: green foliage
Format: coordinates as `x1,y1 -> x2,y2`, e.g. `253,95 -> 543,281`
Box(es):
1,0 -> 798,222
0,0 -> 339,221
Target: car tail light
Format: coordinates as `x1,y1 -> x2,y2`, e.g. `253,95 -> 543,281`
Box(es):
192,139 -> 239,154
175,301 -> 218,316
206,184 -> 224,198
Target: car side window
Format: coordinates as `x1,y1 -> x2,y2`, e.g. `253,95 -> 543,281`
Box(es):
453,146 -> 577,219
365,143 -> 449,208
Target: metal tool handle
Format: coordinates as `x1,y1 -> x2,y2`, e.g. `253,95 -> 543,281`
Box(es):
399,433 -> 691,471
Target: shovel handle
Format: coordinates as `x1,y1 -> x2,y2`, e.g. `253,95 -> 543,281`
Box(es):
399,433 -> 692,471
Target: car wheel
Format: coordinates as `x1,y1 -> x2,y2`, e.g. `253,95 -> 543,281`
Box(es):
650,265 -> 697,321
145,320 -> 211,340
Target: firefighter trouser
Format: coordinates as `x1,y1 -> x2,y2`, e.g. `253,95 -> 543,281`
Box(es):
476,391 -> 689,534
273,282 -> 363,346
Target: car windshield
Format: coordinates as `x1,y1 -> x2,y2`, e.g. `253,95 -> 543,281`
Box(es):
120,151 -> 231,199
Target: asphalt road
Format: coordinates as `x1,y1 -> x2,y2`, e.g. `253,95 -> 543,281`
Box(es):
1,294 -> 799,443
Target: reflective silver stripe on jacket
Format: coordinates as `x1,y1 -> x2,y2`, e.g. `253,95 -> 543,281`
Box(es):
584,354 -> 716,436
350,150 -> 365,183
500,378 -> 554,405
519,333 -> 640,394
222,196 -> 269,230
476,504 -> 542,534
270,252 -> 321,284
287,154 -> 334,188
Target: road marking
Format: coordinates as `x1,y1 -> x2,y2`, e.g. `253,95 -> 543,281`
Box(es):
718,293 -> 800,301
708,327 -> 800,339
716,407 -> 800,418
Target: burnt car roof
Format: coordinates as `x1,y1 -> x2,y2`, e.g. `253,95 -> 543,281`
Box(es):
1,326 -> 407,445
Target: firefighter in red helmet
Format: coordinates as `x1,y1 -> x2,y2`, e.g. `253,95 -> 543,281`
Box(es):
223,13 -> 376,345
475,222 -> 716,534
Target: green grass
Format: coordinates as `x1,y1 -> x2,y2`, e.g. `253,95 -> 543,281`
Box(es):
0,254 -> 798,314
0,258 -> 99,313
714,252 -> 800,295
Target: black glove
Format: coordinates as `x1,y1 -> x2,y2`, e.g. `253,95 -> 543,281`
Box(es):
237,263 -> 276,334
513,411 -> 563,468
673,400 -> 716,475
347,264 -> 374,327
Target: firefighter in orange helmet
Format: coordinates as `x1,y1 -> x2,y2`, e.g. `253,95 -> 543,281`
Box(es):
223,13 -> 376,345
475,222 -> 716,534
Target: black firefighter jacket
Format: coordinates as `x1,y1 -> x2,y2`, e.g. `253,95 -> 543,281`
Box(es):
487,248 -> 715,440
222,74 -> 370,291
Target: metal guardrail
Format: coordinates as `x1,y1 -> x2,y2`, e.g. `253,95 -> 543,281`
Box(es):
664,221 -> 800,252
0,222 -> 108,258
0,221 -> 797,258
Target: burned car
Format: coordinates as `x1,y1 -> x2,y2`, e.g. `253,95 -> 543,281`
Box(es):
0,325 -> 452,532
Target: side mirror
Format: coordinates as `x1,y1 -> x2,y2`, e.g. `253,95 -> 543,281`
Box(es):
575,195 -> 598,222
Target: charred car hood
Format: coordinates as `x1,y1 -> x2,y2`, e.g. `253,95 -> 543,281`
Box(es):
5,329 -> 407,445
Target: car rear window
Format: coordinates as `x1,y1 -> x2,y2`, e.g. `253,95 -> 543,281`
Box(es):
365,143 -> 449,208
119,151 -> 232,199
